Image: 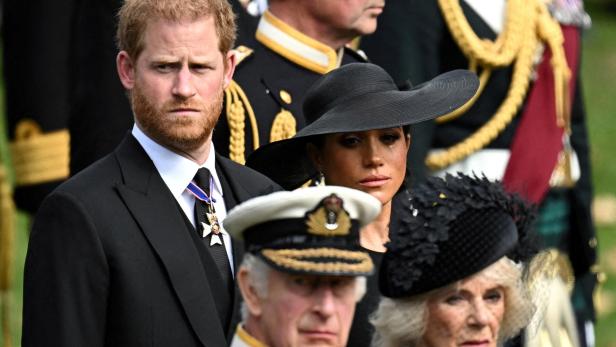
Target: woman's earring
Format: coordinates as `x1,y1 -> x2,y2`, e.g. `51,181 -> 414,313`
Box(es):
317,172 -> 326,186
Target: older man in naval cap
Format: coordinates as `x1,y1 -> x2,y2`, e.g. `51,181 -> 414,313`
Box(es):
224,186 -> 381,347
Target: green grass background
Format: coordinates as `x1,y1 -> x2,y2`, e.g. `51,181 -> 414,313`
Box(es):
583,4 -> 616,346
1,3 -> 616,346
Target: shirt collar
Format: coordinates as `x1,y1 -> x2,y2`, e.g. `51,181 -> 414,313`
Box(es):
255,10 -> 343,74
230,324 -> 269,347
131,124 -> 223,200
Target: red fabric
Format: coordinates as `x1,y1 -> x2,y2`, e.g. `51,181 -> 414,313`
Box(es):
503,25 -> 579,203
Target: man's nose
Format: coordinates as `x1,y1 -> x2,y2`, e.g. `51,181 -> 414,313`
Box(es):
172,66 -> 197,99
312,286 -> 337,317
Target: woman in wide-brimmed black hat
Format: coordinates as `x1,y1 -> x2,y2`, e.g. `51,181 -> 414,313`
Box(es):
372,173 -> 538,347
247,63 -> 478,249
246,62 -> 479,345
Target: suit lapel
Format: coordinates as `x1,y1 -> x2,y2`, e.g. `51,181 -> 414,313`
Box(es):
216,155 -> 249,338
114,135 -> 227,347
216,154 -> 254,210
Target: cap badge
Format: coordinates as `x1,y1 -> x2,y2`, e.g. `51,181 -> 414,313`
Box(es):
306,194 -> 351,236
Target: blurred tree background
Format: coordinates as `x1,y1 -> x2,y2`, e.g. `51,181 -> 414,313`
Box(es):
0,1 -> 615,346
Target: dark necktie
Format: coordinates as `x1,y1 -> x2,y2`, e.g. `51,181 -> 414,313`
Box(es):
193,168 -> 233,293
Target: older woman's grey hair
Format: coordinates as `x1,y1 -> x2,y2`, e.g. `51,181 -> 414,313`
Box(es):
370,257 -> 535,347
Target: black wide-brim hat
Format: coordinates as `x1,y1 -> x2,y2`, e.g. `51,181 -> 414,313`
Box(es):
246,63 -> 479,189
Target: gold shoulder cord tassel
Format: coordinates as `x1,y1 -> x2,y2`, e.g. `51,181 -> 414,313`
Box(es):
0,164 -> 16,347
536,3 -> 574,187
270,109 -> 297,143
427,0 -> 571,171
225,80 -> 260,164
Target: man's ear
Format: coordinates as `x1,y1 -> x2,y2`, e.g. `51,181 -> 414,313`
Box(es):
237,267 -> 264,317
117,51 -> 136,90
222,50 -> 237,89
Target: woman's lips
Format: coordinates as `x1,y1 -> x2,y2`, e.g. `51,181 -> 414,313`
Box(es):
359,175 -> 390,188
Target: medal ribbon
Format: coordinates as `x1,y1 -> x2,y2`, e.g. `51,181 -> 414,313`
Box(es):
186,178 -> 217,204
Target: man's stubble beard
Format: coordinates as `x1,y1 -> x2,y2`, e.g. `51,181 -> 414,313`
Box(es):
131,83 -> 223,154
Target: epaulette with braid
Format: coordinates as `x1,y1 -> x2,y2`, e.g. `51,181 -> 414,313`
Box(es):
224,45 -> 257,164
225,45 -> 301,163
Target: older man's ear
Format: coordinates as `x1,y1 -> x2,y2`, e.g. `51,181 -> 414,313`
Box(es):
237,267 -> 264,317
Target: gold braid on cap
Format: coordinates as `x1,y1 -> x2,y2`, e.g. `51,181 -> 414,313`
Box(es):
225,80 -> 260,164
427,0 -> 571,171
269,109 -> 297,143
262,248 -> 373,274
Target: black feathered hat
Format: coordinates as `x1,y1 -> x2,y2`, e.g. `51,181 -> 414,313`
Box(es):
379,173 -> 537,298
246,63 -> 479,190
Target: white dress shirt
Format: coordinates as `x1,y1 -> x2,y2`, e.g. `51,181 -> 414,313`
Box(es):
132,125 -> 234,273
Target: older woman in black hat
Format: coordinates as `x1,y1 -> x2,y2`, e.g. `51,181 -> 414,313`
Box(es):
246,63 -> 479,346
372,174 -> 537,347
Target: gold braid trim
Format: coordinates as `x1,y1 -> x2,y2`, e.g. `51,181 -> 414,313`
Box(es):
262,248 -> 373,274
438,0 -> 529,67
225,80 -> 259,164
427,0 -> 571,170
0,164 -> 16,347
9,120 -> 70,185
536,4 -> 572,132
269,109 -> 297,143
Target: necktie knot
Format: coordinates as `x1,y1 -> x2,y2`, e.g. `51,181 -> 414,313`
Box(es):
194,168 -> 212,196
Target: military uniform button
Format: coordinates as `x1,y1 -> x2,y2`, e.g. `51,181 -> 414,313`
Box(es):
279,90 -> 292,105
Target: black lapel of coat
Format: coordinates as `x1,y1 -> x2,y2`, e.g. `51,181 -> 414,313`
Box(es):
226,236 -> 245,339
215,154 -> 250,338
215,154 -> 253,210
114,134 -> 227,347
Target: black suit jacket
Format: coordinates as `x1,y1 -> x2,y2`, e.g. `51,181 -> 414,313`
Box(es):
22,134 -> 280,347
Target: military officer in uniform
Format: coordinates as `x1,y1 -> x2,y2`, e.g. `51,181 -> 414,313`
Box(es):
213,0 -> 385,164
361,1 -> 598,346
224,186 -> 380,347
2,0 -> 74,213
